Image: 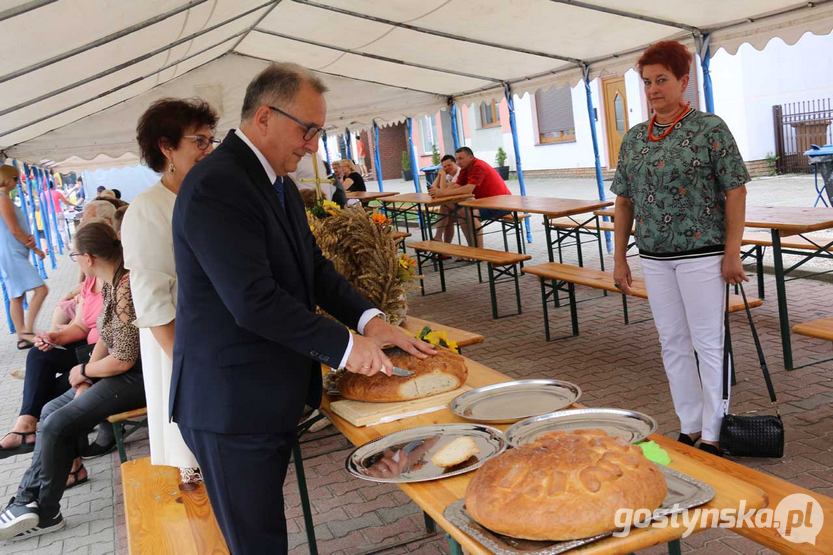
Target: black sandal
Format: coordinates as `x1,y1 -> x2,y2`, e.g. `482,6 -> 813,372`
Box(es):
16,338 -> 34,350
0,431 -> 36,459
677,433 -> 698,446
66,464 -> 89,489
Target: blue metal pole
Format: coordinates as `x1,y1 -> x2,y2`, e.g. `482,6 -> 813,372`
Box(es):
321,131 -> 332,170
22,164 -> 46,278
344,128 -> 353,161
35,169 -> 57,270
42,168 -> 65,255
405,117 -> 422,192
450,102 -> 461,150
372,121 -> 385,192
1,281 -> 13,334
699,33 -> 715,113
503,84 -> 533,243
582,66 -> 612,253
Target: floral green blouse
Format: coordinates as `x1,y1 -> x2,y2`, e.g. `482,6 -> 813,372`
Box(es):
610,110 -> 749,256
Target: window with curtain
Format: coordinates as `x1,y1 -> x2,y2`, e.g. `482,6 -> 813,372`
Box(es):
419,114 -> 437,154
535,86 -> 576,144
479,101 -> 500,129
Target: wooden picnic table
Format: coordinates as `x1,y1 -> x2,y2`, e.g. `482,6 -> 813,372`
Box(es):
460,196 -> 614,267
399,315 -> 485,351
380,193 -> 474,241
345,190 -> 399,203
320,357 -> 769,555
596,205 -> 833,369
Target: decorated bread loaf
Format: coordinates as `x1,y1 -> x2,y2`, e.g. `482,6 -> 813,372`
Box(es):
464,429 -> 667,541
337,347 -> 467,402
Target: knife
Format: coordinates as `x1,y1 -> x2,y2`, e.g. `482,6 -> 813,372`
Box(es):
390,366 -> 414,377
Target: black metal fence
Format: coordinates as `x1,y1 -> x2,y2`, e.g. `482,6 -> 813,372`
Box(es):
772,98 -> 833,174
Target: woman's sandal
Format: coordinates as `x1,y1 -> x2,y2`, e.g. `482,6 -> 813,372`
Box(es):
66,464 -> 89,489
16,335 -> 35,350
0,431 -> 36,459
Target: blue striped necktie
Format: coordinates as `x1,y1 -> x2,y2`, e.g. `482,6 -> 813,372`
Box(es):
273,176 -> 286,208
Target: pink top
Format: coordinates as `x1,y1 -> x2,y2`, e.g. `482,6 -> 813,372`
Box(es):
80,275 -> 104,344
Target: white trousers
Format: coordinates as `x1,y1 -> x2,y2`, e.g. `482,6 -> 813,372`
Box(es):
641,255 -> 729,442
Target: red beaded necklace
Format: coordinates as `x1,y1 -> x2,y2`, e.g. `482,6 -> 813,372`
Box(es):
647,102 -> 691,142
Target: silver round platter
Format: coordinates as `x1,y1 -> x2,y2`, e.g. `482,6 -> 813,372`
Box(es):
450,379 -> 582,424
505,407 -> 658,447
346,423 -> 506,484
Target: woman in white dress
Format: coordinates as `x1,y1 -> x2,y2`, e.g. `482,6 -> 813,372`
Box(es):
121,98 -> 219,484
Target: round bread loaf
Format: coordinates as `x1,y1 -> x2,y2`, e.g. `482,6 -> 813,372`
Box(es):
337,347 -> 467,402
464,429 -> 667,541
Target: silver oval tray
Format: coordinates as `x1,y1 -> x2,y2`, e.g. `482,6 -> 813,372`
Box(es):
506,407 -> 657,447
346,424 -> 506,484
443,465 -> 714,554
450,379 -> 581,424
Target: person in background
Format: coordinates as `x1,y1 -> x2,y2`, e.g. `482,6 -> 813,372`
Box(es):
428,154 -> 462,245
0,222 -> 145,541
81,200 -> 117,227
98,190 -> 116,200
122,97 -> 219,485
341,159 -> 366,192
355,134 -> 369,177
0,166 -> 48,350
611,40 -> 748,457
95,186 -> 106,196
47,180 -> 76,244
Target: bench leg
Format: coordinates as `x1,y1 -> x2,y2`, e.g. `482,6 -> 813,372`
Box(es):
575,228 -> 585,267
513,264 -> 522,315
488,264 -> 499,319
416,250 -> 427,296
594,215 -> 605,272
438,256 -> 447,293
447,535 -> 464,555
540,278 -> 551,341
292,441 -> 318,555
112,422 -> 127,464
755,245 -> 765,299
667,539 -> 682,555
568,282 -> 579,336
622,294 -> 629,325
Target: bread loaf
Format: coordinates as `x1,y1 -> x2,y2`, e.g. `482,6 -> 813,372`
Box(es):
431,437 -> 480,468
464,429 -> 667,541
337,347 -> 467,402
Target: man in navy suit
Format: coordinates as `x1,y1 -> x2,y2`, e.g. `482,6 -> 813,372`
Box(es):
171,63 -> 435,554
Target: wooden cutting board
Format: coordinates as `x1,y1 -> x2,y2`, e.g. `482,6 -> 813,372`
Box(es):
329,386 -> 470,427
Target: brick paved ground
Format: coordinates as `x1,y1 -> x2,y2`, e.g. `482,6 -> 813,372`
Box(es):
1,175 -> 830,554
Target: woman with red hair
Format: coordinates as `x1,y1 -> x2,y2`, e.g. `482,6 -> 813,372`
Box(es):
611,41 -> 749,456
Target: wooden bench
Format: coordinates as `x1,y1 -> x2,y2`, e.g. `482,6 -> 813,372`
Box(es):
740,231 -> 833,299
407,240 -> 531,319
391,230 -> 411,253
793,317 -> 833,341
400,315 -> 485,352
522,262 -> 763,340
108,407 -> 148,463
122,457 -> 228,554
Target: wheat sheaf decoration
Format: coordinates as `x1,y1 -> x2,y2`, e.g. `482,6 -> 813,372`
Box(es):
307,202 -> 417,325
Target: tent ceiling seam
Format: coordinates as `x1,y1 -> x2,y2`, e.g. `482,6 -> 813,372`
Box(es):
290,0 -> 584,66
251,28 -> 502,82
228,0 -> 283,52
0,0 -> 209,85
0,1 -> 272,118
237,52 -> 447,97
0,34 -> 243,140
705,0 -> 832,34
0,0 -> 57,22
549,0 -> 700,33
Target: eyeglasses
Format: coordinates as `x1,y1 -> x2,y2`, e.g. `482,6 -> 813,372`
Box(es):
68,251 -> 83,261
183,134 -> 221,151
268,106 -> 325,142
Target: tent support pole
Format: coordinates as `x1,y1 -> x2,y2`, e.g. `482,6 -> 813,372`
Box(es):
449,101 -> 461,150
405,117 -> 422,193
697,33 -> 715,113
372,121 -> 384,192
503,83 -> 532,243
582,64 -> 611,253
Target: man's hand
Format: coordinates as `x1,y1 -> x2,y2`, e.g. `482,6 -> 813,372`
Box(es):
34,331 -> 60,352
363,317 -> 437,358
722,254 -> 748,285
345,334 -> 393,376
428,187 -> 439,198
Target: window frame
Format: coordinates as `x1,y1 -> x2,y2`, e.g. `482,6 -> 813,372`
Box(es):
479,101 -> 501,129
532,87 -> 577,145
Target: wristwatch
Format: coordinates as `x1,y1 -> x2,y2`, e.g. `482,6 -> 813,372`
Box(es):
80,362 -> 88,378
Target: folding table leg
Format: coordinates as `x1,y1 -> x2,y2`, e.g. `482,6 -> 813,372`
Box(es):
292,441 -> 318,555
540,278 -> 551,341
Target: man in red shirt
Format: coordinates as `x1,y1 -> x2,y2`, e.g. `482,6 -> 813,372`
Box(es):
429,146 -> 511,247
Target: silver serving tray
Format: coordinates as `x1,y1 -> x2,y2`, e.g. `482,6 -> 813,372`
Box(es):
346,424 -> 506,484
450,380 -> 582,424
506,408 -> 657,447
443,465 -> 715,554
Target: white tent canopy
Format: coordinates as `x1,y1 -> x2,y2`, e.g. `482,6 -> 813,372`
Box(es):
2,0 -> 833,162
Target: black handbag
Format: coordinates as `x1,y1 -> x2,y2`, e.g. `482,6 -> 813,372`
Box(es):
719,284 -> 784,458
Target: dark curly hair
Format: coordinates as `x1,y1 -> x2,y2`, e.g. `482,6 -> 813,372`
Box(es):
136,98 -> 219,172
637,40 -> 692,80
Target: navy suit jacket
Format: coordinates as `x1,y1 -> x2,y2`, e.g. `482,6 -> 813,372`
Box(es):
170,130 -> 374,434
